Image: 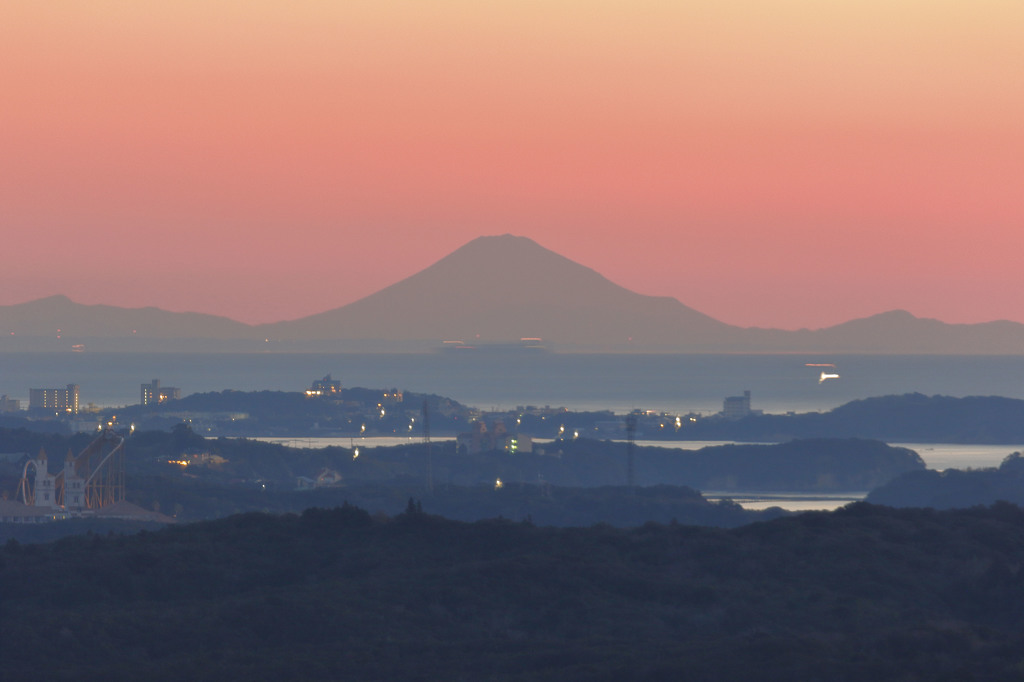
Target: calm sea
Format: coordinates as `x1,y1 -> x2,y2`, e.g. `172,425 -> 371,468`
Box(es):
2,352 -> 1023,416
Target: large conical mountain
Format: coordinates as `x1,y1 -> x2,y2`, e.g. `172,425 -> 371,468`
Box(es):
259,234 -> 737,349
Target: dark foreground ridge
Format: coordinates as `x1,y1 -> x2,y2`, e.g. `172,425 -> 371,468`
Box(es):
5,502 -> 1024,680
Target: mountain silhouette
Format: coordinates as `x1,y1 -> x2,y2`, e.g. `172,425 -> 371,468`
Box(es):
3,236 -> 1024,353
258,234 -> 735,348
0,295 -> 252,340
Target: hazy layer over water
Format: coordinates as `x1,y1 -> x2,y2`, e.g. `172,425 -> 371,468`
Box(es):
256,437 -> 1019,472
1,352 -> 1022,416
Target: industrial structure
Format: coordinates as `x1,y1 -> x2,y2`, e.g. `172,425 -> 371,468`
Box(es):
14,428 -> 125,515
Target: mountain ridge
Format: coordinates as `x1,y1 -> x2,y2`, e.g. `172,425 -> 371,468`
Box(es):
2,235 -> 1023,353
256,234 -> 735,346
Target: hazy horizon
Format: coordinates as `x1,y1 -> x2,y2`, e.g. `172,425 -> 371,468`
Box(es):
1,235 -> 1021,334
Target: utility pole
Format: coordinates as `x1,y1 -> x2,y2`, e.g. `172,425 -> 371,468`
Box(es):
422,399 -> 433,494
625,413 -> 637,493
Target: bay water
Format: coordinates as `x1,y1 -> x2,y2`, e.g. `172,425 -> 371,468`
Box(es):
2,351 -> 1022,416
4,351 -> 1022,512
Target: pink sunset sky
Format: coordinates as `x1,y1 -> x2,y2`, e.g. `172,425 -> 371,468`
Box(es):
2,1 -> 1022,329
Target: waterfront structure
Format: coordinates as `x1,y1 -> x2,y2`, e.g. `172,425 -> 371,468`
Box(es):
0,395 -> 20,413
62,449 -> 87,510
3,428 -> 177,526
18,430 -> 124,509
141,379 -> 180,406
721,390 -> 763,419
0,499 -> 65,523
722,390 -> 752,418
307,374 -> 342,396
23,449 -> 59,508
29,384 -> 79,414
12,448 -> 85,511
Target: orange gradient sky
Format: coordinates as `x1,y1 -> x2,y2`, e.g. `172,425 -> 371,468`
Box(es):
2,1 -> 1022,329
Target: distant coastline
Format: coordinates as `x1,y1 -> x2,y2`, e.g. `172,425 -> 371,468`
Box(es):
1,352 -> 1022,418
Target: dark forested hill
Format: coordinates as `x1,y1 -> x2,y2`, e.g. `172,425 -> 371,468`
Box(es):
867,451 -> 1024,509
666,393 -> 1024,443
106,387 -> 473,436
5,502 -> 1024,680
100,391 -> 1024,443
1,426 -> 921,516
8,391 -> 1022,444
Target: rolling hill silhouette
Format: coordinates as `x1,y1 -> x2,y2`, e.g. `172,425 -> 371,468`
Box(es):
0,295 -> 253,340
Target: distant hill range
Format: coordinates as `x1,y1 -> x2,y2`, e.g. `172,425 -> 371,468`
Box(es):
3,234 -> 1023,353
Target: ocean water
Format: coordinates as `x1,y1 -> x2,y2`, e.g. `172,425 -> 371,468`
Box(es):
2,352 -> 1023,416
702,492 -> 867,513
